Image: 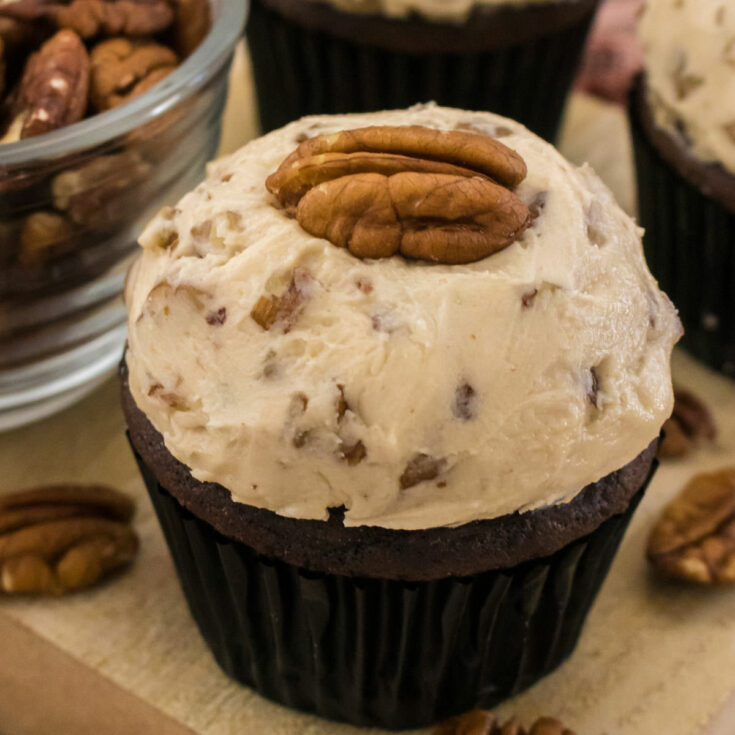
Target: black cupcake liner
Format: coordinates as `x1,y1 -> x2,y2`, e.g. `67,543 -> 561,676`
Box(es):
246,0 -> 598,141
132,439 -> 654,730
630,99 -> 735,377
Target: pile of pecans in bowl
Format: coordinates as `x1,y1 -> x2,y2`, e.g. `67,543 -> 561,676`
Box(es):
0,0 -> 210,143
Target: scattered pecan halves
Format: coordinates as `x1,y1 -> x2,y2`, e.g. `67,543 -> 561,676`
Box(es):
0,484 -> 138,595
12,28 -> 89,139
90,37 -> 177,111
434,709 -> 576,735
267,126 -> 532,265
647,468 -> 735,585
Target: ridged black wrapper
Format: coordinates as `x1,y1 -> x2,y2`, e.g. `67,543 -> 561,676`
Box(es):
630,84 -> 735,377
246,0 -> 599,141
133,443 -> 653,729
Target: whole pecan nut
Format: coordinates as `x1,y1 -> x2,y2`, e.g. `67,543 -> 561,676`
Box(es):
267,126 -> 531,265
89,36 -> 177,111
0,483 -> 138,595
647,468 -> 735,584
434,710 -> 576,735
11,28 -> 89,139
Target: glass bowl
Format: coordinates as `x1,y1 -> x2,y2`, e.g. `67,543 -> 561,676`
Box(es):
0,0 -> 248,430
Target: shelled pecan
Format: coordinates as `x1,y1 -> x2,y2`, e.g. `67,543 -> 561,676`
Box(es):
267,126 -> 532,265
658,385 -> 717,459
169,0 -> 209,56
89,37 -> 176,110
647,468 -> 735,585
9,29 -> 89,139
0,483 -> 138,595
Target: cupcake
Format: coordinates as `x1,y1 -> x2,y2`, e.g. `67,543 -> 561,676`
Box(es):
122,104 -> 681,729
246,0 -> 602,141
630,0 -> 735,376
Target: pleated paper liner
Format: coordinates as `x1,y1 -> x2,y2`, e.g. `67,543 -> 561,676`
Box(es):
246,0 -> 598,141
630,89 -> 735,378
133,440 -> 654,730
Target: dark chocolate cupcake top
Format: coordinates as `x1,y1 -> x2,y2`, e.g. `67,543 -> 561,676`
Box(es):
124,104 -> 680,531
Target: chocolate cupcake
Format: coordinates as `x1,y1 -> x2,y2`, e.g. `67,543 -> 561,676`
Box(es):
246,0 -> 601,140
123,105 -> 681,728
630,0 -> 735,376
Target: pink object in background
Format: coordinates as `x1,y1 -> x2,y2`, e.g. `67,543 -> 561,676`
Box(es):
576,0 -> 643,105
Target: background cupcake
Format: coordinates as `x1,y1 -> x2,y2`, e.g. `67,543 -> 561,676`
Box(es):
630,0 -> 735,376
247,0 -> 601,140
123,105 -> 680,728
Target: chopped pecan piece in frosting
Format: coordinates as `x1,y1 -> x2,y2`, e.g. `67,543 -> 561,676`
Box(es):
266,126 -> 531,265
400,453 -> 446,489
250,268 -> 315,332
453,382 -> 477,420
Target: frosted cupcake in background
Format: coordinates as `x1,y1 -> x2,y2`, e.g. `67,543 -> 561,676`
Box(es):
122,104 -> 681,728
630,0 -> 735,376
246,0 -> 602,141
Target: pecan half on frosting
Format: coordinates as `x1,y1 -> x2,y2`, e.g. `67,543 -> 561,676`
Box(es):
266,126 -> 532,265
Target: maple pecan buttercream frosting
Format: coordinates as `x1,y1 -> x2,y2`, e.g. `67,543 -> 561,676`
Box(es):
639,0 -> 735,175
299,0 -> 584,23
124,104 -> 681,531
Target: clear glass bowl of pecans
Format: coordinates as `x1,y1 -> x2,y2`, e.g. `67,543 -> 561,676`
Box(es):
0,0 -> 247,430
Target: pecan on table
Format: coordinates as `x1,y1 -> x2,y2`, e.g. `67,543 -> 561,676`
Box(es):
658,385 -> 717,459
267,126 -> 532,265
0,483 -> 138,595
434,710 -> 577,735
647,468 -> 735,585
89,36 -> 177,111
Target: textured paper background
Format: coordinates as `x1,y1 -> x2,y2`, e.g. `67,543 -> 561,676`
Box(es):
0,45 -> 734,735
